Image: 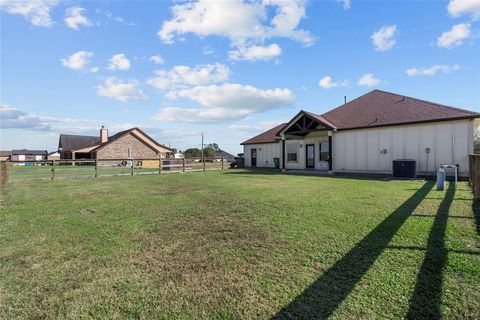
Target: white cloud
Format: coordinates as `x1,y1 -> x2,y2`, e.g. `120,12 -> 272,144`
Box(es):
105,10 -> 135,26
437,23 -> 471,48
96,77 -> 147,102
229,120 -> 284,132
152,107 -> 251,123
153,83 -> 294,123
406,64 -> 460,77
1,105 -> 52,130
175,83 -> 294,110
1,105 -> 170,138
0,0 -> 59,27
448,0 -> 480,20
339,0 -> 351,10
61,51 -> 95,71
64,7 -> 92,30
357,73 -> 381,87
203,45 -> 214,55
371,25 -> 397,51
147,63 -> 230,90
158,0 -> 315,57
229,43 -> 282,61
107,53 -> 131,71
0,104 -> 102,132
318,76 -> 348,89
150,55 -> 165,65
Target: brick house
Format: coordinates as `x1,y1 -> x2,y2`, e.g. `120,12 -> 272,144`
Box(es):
58,127 -> 173,160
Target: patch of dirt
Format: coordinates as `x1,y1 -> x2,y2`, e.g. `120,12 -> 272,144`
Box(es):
127,195 -> 286,317
79,208 -> 98,216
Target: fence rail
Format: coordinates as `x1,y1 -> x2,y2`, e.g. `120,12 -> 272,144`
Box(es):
469,155 -> 480,198
0,157 -> 228,184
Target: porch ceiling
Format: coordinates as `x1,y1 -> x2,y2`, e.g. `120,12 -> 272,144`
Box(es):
283,113 -> 328,136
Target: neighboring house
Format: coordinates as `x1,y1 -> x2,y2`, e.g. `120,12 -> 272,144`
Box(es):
215,150 -> 235,162
11,149 -> 47,161
0,151 -> 12,161
173,152 -> 184,159
47,151 -> 60,161
58,127 -> 173,160
241,90 -> 479,178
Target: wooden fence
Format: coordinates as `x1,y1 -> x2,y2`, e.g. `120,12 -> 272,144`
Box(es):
0,157 -> 228,185
469,155 -> 480,198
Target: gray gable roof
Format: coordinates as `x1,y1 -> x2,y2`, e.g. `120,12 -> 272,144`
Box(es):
215,150 -> 235,159
58,134 -> 99,151
12,149 -> 47,155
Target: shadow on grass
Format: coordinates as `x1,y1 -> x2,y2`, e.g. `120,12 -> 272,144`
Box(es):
224,169 -> 388,182
272,181 -> 434,319
405,182 -> 455,319
473,197 -> 480,236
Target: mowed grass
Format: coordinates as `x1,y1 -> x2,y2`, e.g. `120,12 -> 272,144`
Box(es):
8,162 -> 224,182
1,170 -> 479,319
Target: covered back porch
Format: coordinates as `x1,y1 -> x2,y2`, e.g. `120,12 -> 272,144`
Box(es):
278,111 -> 336,172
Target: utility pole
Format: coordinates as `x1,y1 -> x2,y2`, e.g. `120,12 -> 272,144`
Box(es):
201,132 -> 204,163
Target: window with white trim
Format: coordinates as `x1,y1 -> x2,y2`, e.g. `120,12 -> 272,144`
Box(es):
287,143 -> 298,162
319,143 -> 330,161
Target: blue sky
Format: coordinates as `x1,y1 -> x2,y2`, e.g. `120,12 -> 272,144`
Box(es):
1,0 -> 479,155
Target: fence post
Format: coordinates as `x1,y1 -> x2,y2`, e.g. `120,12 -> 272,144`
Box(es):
183,157 -> 186,173
221,157 -> 224,170
159,159 -> 162,175
51,160 -> 56,180
475,156 -> 480,198
469,155 -> 473,187
131,160 -> 134,176
203,158 -> 206,172
1,161 -> 9,185
95,159 -> 98,178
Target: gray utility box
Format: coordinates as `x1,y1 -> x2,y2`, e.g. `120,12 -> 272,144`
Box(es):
393,159 -> 417,179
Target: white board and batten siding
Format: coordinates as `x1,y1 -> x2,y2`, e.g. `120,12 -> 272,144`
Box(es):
332,119 -> 473,177
243,143 -> 281,168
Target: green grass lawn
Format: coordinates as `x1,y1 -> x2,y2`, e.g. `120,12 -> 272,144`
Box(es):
7,162 -> 224,181
1,170 -> 479,319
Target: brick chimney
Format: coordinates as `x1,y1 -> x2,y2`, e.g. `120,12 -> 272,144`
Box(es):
100,126 -> 108,143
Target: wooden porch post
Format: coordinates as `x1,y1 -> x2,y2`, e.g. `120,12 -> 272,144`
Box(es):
282,135 -> 286,171
328,131 -> 333,173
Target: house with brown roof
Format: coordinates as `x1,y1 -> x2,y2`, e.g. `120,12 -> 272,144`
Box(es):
58,127 -> 173,160
241,90 -> 479,178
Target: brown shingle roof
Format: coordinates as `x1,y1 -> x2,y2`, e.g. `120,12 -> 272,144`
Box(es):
58,134 -> 100,151
240,123 -> 286,145
321,89 -> 479,130
241,90 -> 479,144
59,128 -> 173,153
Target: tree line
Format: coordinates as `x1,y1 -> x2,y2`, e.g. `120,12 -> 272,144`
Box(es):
182,143 -> 220,158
